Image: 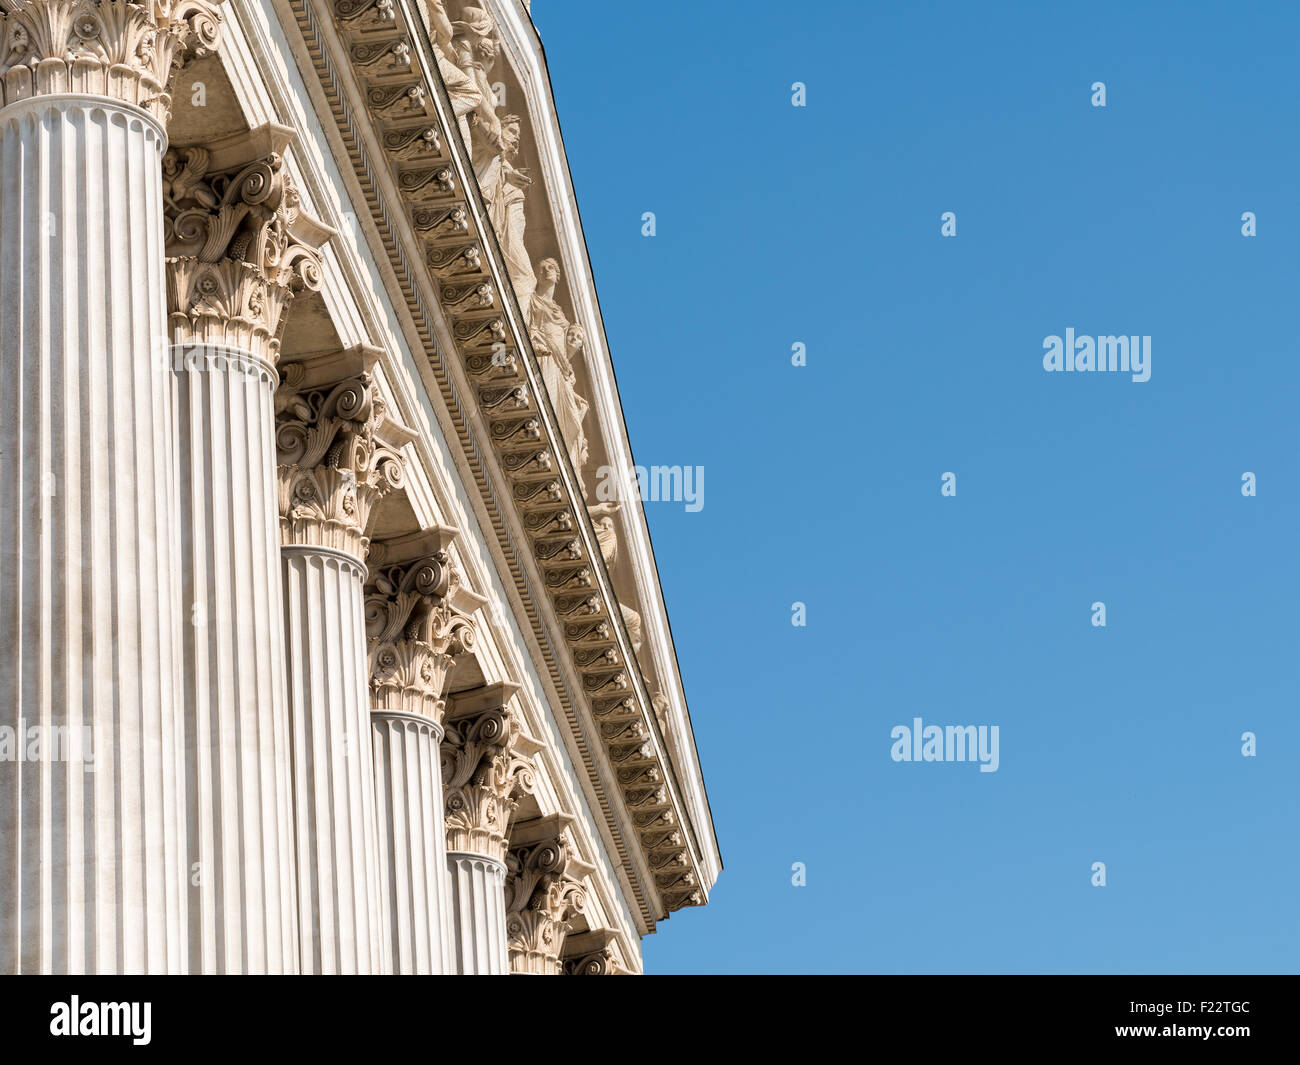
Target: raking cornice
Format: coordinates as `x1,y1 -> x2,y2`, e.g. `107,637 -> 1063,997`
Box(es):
285,0 -> 705,924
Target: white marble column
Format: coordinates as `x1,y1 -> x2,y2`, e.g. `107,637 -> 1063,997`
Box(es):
440,683 -> 540,974
276,353 -> 412,974
364,540 -> 470,972
176,348 -> 299,973
364,535 -> 473,974
282,544 -> 387,974
446,853 -> 509,974
0,0 -> 218,974
372,711 -> 449,973
165,133 -> 327,975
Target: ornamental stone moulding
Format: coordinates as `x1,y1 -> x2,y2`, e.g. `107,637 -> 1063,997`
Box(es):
561,928 -> 622,976
275,344 -> 417,558
364,526 -> 482,722
288,0 -> 711,921
164,123 -> 333,363
504,814 -> 595,975
440,682 -> 543,862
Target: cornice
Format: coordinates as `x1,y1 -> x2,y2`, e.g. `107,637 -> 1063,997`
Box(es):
214,0 -> 639,960
285,0 -> 704,920
482,0 -> 721,894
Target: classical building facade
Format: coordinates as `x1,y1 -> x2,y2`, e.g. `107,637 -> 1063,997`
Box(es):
0,0 -> 719,974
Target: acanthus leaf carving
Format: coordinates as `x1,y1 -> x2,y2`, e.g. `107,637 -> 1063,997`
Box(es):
275,367 -> 410,556
164,142 -> 327,360
364,547 -> 477,721
440,698 -> 535,862
504,825 -> 588,975
0,0 -> 222,122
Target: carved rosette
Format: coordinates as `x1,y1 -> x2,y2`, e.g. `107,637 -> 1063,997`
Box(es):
365,550 -> 477,721
275,370 -> 407,558
0,0 -> 221,123
440,707 -> 534,861
164,145 -> 325,363
504,834 -> 588,975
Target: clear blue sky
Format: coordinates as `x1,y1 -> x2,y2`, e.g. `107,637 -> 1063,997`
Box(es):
536,0 -> 1300,974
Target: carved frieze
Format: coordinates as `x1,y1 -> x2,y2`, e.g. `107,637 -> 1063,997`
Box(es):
295,0 -> 708,920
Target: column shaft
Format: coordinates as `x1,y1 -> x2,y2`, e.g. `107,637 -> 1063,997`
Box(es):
283,547 -> 387,973
176,348 -> 298,973
372,711 -> 451,973
0,96 -> 186,974
446,852 -> 508,974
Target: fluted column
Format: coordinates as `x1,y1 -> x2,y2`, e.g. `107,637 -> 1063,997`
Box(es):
277,351 -> 411,974
440,682 -> 540,974
371,714 -> 447,973
365,535 -> 475,974
166,130 -> 329,973
446,852 -> 508,973
282,544 -> 383,973
0,0 -> 219,975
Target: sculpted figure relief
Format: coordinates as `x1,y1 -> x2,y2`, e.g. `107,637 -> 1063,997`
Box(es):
423,0 -> 481,141
433,3 -> 647,664
589,502 -> 643,656
477,113 -> 535,307
433,5 -> 536,307
529,257 -> 589,475
450,5 -> 501,151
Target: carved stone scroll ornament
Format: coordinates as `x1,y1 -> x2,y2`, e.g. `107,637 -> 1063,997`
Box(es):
164,144 -> 326,361
0,0 -> 222,122
504,829 -> 588,975
364,550 -> 477,721
440,703 -> 535,862
563,949 -> 613,975
561,929 -> 620,975
275,370 -> 409,557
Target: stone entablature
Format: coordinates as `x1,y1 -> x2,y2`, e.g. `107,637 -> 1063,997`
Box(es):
294,0 -> 707,922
